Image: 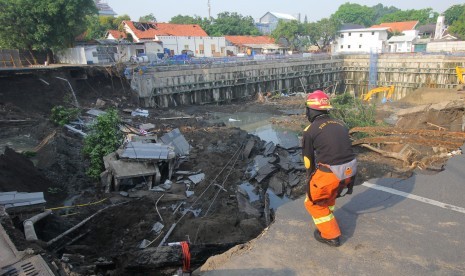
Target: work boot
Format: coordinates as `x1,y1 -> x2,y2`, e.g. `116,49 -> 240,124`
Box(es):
314,230 -> 341,247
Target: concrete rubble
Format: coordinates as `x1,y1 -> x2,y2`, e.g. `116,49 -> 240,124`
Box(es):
101,128 -> 191,193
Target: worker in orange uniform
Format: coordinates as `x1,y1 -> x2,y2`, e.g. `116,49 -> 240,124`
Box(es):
302,90 -> 357,247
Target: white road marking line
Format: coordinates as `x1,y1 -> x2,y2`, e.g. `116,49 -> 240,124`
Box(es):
362,182 -> 465,214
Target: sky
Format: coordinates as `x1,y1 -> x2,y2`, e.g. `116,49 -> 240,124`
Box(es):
108,0 -> 464,23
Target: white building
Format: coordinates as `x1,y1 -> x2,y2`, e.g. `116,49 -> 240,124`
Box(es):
334,28 -> 389,54
256,12 -> 298,34
106,21 -> 227,57
159,36 -> 226,57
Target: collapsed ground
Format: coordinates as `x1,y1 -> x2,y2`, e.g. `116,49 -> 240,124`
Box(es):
1,67 -> 464,275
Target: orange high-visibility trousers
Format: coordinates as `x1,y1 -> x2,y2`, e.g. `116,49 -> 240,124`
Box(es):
304,169 -> 341,240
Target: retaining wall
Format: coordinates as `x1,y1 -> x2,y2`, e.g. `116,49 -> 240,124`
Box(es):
131,54 -> 465,107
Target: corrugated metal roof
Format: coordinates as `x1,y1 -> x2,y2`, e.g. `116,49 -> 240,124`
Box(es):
160,128 -> 191,156
269,12 -> 297,21
120,142 -> 175,160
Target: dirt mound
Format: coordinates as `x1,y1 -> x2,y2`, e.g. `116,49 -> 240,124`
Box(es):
0,146 -> 65,205
398,87 -> 465,106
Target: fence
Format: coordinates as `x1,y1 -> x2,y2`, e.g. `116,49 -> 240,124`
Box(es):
0,49 -> 47,68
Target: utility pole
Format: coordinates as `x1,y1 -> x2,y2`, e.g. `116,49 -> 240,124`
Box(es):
208,0 -> 211,20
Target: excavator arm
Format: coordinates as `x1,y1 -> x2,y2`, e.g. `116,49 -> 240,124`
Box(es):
362,85 -> 395,102
456,66 -> 465,84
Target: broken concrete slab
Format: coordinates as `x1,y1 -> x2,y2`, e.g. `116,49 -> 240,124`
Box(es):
159,180 -> 172,190
253,155 -> 274,169
254,164 -> 277,183
277,155 -> 291,171
243,139 -> 255,159
288,173 -> 300,188
188,173 -> 205,185
151,222 -> 164,234
160,128 -> 190,156
263,142 -> 276,156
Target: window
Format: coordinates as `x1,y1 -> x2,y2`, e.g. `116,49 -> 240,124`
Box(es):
360,34 -> 363,37
184,45 -> 189,50
372,32 -> 375,35
348,45 -> 351,49
200,50 -> 204,54
348,33 -> 351,36
340,34 -> 344,38
359,45 -> 362,48
340,45 -> 343,49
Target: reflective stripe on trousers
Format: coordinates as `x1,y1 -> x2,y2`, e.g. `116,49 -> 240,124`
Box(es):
304,169 -> 341,240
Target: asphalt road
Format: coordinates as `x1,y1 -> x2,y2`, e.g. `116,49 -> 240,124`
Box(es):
199,144 -> 465,276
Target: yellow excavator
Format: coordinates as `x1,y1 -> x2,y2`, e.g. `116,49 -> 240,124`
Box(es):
456,66 -> 465,84
361,85 -> 395,102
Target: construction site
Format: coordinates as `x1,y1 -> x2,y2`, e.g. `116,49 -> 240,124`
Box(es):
1,52 -> 465,275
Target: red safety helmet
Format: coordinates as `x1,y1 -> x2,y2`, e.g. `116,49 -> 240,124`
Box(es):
305,90 -> 332,110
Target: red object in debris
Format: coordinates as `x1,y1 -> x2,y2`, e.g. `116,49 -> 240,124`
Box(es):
181,241 -> 191,272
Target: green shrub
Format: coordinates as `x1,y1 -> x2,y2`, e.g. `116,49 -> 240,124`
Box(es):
83,109 -> 123,179
51,106 -> 80,126
330,93 -> 378,130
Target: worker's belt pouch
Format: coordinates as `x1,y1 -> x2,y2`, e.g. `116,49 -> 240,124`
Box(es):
328,159 -> 357,181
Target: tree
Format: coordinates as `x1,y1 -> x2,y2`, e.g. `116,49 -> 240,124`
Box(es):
306,18 -> 340,51
271,20 -> 302,50
86,14 -> 131,40
380,8 -> 438,25
448,9 -> 465,40
139,13 -> 156,23
444,4 -> 465,25
332,3 -> 375,27
169,14 -> 211,34
83,109 -> 123,179
207,12 -> 260,36
0,0 -> 97,63
371,3 -> 400,24
170,15 -> 202,24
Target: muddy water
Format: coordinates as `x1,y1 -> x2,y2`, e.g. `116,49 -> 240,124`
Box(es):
240,182 -> 291,211
0,135 -> 38,154
211,112 -> 300,149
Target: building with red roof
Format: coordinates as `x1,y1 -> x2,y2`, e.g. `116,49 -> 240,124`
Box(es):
120,21 -> 208,42
225,36 -> 285,55
106,21 -> 226,57
370,21 -> 419,34
370,21 -> 420,53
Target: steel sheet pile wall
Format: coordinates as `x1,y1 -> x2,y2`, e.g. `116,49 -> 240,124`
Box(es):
343,54 -> 465,100
131,58 -> 344,108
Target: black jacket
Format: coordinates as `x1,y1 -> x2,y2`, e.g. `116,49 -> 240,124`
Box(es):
302,114 -> 355,174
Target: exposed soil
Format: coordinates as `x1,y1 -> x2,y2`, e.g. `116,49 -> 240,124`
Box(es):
1,67 -> 464,275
